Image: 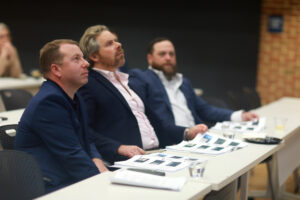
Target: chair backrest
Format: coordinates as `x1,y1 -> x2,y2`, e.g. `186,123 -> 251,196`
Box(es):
0,89 -> 33,111
201,96 -> 229,128
0,124 -> 18,150
226,89 -> 251,111
202,96 -> 229,109
226,87 -> 262,111
0,150 -> 45,200
242,87 -> 261,109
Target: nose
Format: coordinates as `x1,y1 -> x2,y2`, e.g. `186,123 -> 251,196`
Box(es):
165,53 -> 171,60
116,41 -> 122,49
82,58 -> 90,68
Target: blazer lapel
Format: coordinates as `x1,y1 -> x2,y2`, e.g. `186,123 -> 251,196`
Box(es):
179,82 -> 194,115
147,69 -> 173,113
90,70 -> 133,113
76,95 -> 90,152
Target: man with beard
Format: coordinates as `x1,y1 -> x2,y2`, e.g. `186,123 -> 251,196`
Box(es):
78,25 -> 208,164
128,37 -> 260,200
129,37 -> 258,130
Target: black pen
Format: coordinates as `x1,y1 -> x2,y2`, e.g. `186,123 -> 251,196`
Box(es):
0,116 -> 8,121
127,168 -> 166,176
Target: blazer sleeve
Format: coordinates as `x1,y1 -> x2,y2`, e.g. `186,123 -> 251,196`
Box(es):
31,95 -> 99,181
79,85 -> 123,163
89,142 -> 102,159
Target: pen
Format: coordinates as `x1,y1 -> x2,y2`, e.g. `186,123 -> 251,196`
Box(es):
0,116 -> 8,121
127,168 -> 166,176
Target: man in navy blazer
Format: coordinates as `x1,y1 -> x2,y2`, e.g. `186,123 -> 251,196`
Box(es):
15,39 -> 108,193
129,37 -> 258,129
78,25 -> 207,164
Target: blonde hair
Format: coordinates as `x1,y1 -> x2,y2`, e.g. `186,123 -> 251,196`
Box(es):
79,25 -> 109,64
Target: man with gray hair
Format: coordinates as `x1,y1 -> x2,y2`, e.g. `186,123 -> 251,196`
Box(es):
78,25 -> 208,163
0,23 -> 22,77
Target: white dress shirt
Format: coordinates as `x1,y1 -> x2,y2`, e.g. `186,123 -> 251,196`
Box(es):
150,67 -> 243,126
150,67 -> 196,127
94,68 -> 159,150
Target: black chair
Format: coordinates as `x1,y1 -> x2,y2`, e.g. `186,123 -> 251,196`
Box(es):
226,87 -> 262,111
0,124 -> 18,150
0,89 -> 33,111
202,96 -> 229,109
242,87 -> 261,109
0,150 -> 45,200
226,89 -> 250,111
202,96 -> 230,128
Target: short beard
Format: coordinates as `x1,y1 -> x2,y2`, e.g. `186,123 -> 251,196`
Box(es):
152,62 -> 177,81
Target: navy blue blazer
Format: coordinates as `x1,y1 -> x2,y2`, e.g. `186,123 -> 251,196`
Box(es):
129,69 -> 233,126
78,69 -> 186,163
15,80 -> 101,193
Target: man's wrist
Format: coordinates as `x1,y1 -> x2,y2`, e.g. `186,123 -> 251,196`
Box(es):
183,128 -> 190,141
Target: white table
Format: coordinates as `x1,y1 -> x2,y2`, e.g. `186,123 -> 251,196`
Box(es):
253,97 -> 300,199
0,109 -> 24,126
0,77 -> 44,95
7,97 -> 300,200
164,134 -> 283,200
0,108 -> 212,200
35,171 -> 212,200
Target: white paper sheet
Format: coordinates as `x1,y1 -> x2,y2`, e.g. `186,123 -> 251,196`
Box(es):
166,132 -> 248,155
110,169 -> 186,191
112,153 -> 207,172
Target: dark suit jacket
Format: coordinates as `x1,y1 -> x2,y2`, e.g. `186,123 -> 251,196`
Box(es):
78,69 -> 186,163
129,69 -> 233,126
15,80 -> 101,193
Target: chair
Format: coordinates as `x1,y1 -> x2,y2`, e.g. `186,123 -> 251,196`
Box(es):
226,89 -> 250,111
226,87 -> 262,111
202,96 -> 229,109
0,124 -> 18,150
0,150 -> 45,200
242,87 -> 261,109
201,95 -> 230,127
0,89 -> 33,111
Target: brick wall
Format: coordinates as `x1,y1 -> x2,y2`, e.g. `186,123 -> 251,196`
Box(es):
257,0 -> 300,104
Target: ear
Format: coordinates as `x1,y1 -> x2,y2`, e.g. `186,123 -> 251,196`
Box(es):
89,53 -> 99,63
50,63 -> 62,78
147,53 -> 152,65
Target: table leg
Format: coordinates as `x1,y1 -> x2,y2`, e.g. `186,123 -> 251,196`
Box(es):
240,172 -> 249,200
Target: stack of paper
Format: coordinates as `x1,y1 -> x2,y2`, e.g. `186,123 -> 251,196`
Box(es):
112,153 -> 207,172
110,169 -> 186,191
166,132 -> 248,155
210,117 -> 266,133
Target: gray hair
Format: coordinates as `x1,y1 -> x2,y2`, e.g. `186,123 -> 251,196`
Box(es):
79,25 -> 109,64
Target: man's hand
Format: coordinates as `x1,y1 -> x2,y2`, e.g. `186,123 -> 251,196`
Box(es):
242,112 -> 259,121
1,42 -> 16,60
188,124 -> 208,140
92,158 -> 109,173
117,145 -> 145,158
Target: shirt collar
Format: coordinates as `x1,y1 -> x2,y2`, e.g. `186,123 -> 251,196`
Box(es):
93,68 -> 129,82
